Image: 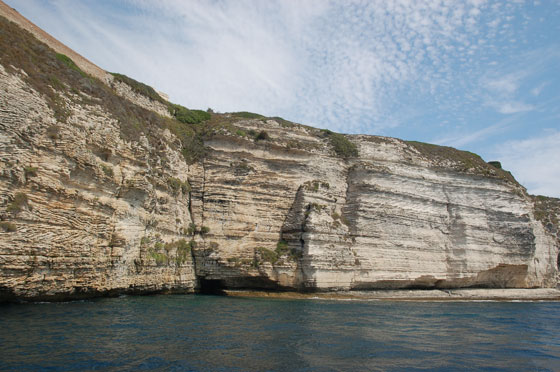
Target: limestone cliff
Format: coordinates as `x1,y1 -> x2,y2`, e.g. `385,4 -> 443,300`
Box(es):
0,13 -> 559,301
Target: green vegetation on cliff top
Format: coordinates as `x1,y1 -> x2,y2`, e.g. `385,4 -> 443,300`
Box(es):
0,15 -> 520,180
111,72 -> 166,104
405,140 -> 517,183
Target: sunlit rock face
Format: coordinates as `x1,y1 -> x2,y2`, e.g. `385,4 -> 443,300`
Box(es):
0,12 -> 558,301
194,130 -> 558,292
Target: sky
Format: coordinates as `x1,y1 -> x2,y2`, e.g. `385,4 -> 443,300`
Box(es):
5,0 -> 560,197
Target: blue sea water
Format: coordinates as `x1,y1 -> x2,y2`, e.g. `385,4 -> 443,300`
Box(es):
1,295 -> 559,371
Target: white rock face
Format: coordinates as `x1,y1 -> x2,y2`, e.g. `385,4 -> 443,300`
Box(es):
0,23 -> 558,300
195,123 -> 559,291
0,64 -> 196,300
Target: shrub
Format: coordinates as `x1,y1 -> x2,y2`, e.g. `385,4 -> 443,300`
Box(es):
276,240 -> 289,255
150,251 -> 167,266
256,246 -> 279,264
186,223 -> 197,236
231,111 -> 265,119
48,75 -> 64,90
100,164 -> 114,178
168,103 -> 211,125
181,135 -> 207,165
286,140 -> 302,149
255,130 -> 270,141
46,125 -> 60,140
271,117 -> 295,128
24,166 -> 38,177
303,180 -> 330,192
274,240 -> 302,260
167,177 -> 191,195
7,193 -> 28,214
111,72 -> 166,103
328,133 -> 358,158
0,221 -> 16,232
165,239 -> 192,265
488,161 -> 502,169
55,53 -> 87,78
232,161 -> 254,176
200,226 -> 210,235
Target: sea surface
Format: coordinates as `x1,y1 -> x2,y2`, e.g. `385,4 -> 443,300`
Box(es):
1,295 -> 559,371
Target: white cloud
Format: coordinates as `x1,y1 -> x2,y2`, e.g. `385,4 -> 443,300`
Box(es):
493,101 -> 535,114
531,82 -> 549,96
492,131 -> 560,198
481,68 -> 537,115
485,74 -> 520,95
434,114 -> 517,148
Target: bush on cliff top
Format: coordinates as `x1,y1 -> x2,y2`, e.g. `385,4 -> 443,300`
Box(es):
111,72 -> 166,104
168,103 -> 211,125
56,53 -> 87,78
406,141 -> 517,183
320,129 -> 358,158
231,111 -> 265,119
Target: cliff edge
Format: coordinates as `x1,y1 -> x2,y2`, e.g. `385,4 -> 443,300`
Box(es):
0,13 -> 558,301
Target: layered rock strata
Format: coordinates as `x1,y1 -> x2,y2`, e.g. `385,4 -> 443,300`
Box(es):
0,13 -> 559,301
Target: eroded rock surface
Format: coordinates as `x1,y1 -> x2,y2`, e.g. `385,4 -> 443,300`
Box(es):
0,13 -> 559,301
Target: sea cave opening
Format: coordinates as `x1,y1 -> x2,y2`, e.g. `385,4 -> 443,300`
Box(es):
198,278 -> 226,295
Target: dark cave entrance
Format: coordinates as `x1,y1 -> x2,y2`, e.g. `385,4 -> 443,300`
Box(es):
198,278 -> 226,295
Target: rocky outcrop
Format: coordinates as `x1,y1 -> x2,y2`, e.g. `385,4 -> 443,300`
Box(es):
0,62 -> 196,300
0,13 -> 558,301
192,124 -> 559,291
